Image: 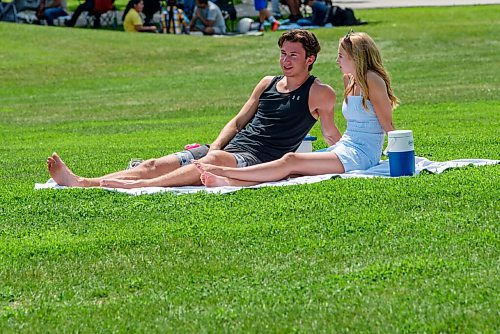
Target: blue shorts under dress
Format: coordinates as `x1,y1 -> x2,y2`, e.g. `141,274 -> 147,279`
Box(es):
326,96 -> 385,172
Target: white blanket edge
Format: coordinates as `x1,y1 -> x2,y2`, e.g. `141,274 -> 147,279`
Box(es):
35,157 -> 499,195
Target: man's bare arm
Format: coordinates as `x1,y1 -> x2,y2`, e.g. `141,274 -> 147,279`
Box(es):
210,76 -> 273,151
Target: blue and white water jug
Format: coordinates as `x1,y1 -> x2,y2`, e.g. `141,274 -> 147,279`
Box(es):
387,130 -> 415,177
296,134 -> 317,153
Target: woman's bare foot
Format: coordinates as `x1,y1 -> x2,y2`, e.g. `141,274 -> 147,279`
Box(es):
192,160 -> 224,176
100,179 -> 145,189
47,153 -> 85,187
200,171 -> 230,187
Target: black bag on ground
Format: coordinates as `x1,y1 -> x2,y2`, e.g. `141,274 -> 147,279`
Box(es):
217,0 -> 237,21
326,5 -> 366,26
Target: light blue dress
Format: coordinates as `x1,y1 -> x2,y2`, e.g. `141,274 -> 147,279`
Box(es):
327,95 -> 385,172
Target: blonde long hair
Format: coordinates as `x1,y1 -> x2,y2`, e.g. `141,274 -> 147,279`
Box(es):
340,32 -> 399,111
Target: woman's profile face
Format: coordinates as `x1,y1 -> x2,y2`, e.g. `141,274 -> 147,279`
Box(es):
134,0 -> 144,12
336,46 -> 355,75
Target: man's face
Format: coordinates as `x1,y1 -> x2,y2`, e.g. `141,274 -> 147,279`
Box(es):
196,0 -> 207,8
280,41 -> 315,76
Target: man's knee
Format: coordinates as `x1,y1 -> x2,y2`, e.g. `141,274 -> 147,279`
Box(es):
140,158 -> 158,171
204,150 -> 225,163
204,150 -> 236,166
282,152 -> 297,163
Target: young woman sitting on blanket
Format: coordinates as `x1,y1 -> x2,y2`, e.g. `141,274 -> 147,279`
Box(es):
194,31 -> 399,187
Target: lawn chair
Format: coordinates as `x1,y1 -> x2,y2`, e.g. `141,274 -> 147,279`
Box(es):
12,0 -> 40,23
0,1 -> 18,22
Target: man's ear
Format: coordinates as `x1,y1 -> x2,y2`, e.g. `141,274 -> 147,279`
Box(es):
306,55 -> 316,66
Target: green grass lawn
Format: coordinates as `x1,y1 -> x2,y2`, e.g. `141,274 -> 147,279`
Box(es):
1,5 -> 499,333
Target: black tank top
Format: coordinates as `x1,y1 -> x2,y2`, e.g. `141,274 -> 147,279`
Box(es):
229,75 -> 318,163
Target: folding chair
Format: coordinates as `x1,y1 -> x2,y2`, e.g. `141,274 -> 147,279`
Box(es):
12,0 -> 40,23
0,1 -> 18,22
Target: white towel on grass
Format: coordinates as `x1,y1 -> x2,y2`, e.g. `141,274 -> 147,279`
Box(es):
35,157 -> 499,195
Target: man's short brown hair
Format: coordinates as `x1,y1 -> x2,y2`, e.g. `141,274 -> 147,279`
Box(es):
278,29 -> 321,70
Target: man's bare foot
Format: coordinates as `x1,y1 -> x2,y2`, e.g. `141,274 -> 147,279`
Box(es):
200,171 -> 230,187
192,160 -> 224,176
100,179 -> 145,189
47,153 -> 84,187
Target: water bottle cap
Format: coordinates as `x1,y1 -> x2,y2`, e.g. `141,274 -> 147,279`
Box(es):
387,130 -> 414,152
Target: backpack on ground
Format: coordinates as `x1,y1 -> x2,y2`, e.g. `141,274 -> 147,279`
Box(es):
325,5 -> 366,26
216,0 -> 237,31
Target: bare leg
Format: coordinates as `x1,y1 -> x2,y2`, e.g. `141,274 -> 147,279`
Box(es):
200,171 -> 261,187
100,150 -> 238,189
193,160 -> 224,175
200,171 -> 229,187
47,152 -> 182,187
195,152 -> 345,183
285,0 -> 301,16
259,8 -> 271,23
47,153 -> 85,187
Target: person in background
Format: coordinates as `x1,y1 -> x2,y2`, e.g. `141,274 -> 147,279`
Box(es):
178,0 -> 195,18
123,0 -> 157,32
189,0 -> 226,35
271,0 -> 282,19
64,0 -> 101,27
195,31 -> 399,187
141,0 -> 160,26
284,0 -> 302,22
300,0 -> 327,26
37,0 -> 68,26
253,0 -> 279,31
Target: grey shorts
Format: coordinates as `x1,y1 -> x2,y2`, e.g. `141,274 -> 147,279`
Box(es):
223,144 -> 262,167
175,144 -> 210,167
175,143 -> 262,168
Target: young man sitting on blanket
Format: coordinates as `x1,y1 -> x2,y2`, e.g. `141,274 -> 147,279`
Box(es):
47,29 -> 341,189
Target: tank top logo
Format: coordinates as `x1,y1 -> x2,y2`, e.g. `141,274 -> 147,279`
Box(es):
291,95 -> 300,101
